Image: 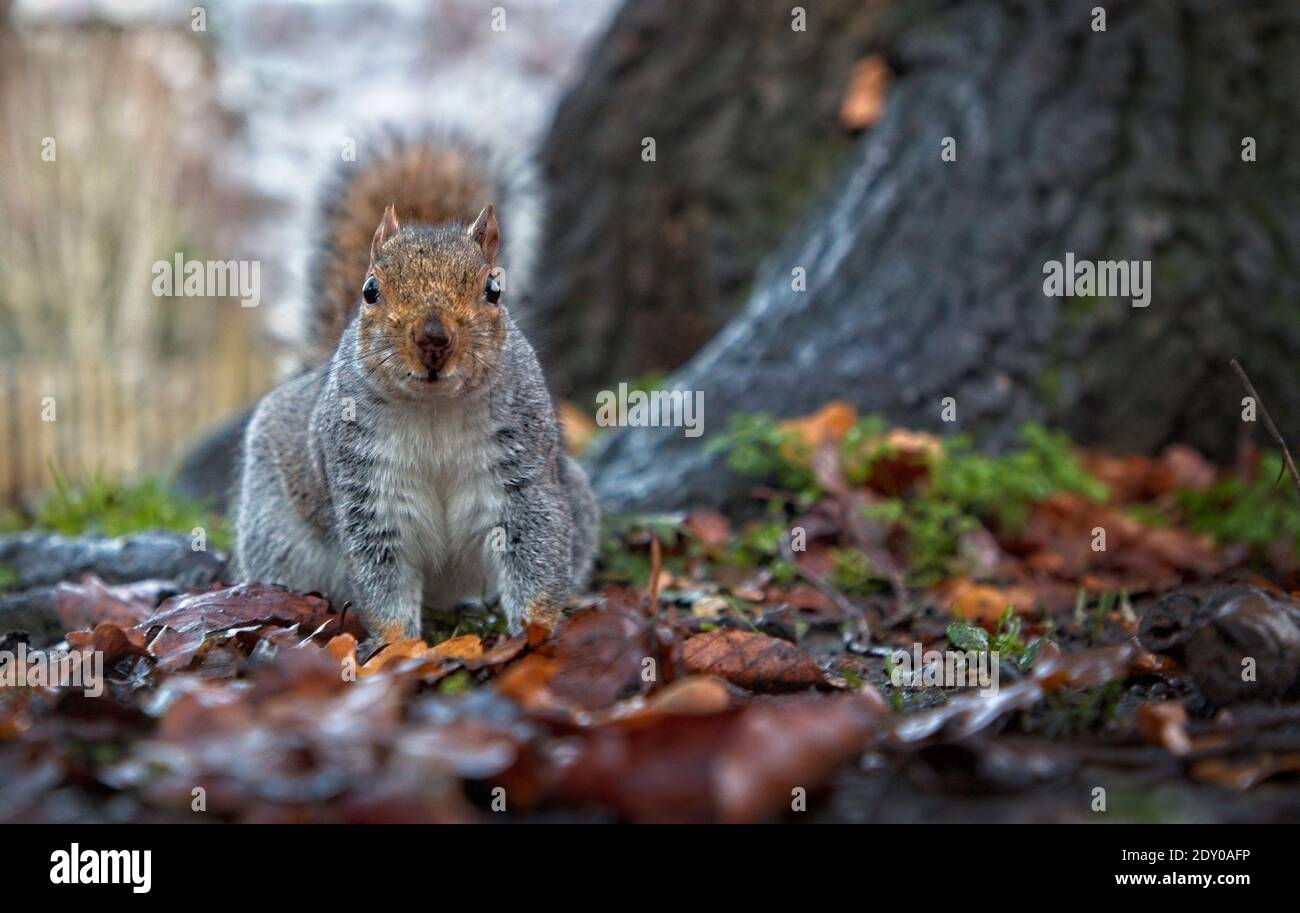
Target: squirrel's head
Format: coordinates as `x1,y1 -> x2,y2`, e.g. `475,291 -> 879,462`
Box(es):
356,203 -> 507,399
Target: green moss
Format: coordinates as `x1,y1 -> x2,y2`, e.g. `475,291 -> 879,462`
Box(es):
708,413 -> 818,501
1030,680 -> 1126,737
18,469 -> 229,550
437,670 -> 473,695
1178,452 -> 1300,554
596,512 -> 688,587
950,606 -> 1046,672
724,517 -> 797,584
714,415 -> 1107,585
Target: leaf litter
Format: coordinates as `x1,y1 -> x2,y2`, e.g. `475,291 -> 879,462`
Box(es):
4,404 -> 1300,822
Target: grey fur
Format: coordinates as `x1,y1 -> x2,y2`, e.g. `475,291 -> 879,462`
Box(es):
233,312 -> 598,638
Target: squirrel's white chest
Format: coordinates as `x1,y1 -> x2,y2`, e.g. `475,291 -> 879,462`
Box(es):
369,405 -> 504,605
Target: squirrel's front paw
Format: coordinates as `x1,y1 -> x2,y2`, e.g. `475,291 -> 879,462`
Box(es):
358,605 -> 422,645
504,594 -> 564,634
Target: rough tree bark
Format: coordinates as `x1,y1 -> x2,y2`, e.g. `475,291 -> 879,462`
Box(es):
587,0 -> 1300,511
530,0 -> 883,398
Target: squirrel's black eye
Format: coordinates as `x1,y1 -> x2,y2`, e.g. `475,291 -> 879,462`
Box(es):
485,273 -> 502,304
362,275 -> 380,304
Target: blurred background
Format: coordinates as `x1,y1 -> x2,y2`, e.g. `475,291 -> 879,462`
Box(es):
2,0 -> 1298,525
0,0 -> 613,517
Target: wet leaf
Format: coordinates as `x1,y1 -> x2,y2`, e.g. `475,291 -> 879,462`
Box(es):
680,628 -> 825,692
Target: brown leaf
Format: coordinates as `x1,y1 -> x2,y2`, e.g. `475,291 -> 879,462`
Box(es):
66,622 -> 150,665
463,633 -> 528,672
55,576 -> 167,633
683,510 -> 731,550
1190,753 -> 1300,790
610,675 -> 733,722
680,628 -> 825,692
549,691 -> 884,822
139,583 -> 342,672
717,694 -> 884,822
494,654 -> 560,712
546,606 -> 661,710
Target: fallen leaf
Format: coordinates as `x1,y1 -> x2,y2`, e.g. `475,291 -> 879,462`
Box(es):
717,693 -> 885,822
430,634 -> 484,662
683,510 -> 730,550
139,583 -> 345,672
361,637 -> 451,679
546,607 -> 662,710
779,401 -> 857,465
1190,753 -> 1300,790
494,654 -> 560,712
549,690 -> 884,822
55,576 -> 166,633
942,579 -> 1039,624
680,628 -> 825,692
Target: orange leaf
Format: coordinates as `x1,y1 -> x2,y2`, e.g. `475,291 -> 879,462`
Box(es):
430,634 -> 484,662
780,401 -> 857,451
943,580 -> 1038,625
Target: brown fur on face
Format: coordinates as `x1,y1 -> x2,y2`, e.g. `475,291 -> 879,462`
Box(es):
358,205 -> 506,399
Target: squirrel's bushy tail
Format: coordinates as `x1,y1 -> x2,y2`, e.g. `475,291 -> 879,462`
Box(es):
303,129 -> 540,363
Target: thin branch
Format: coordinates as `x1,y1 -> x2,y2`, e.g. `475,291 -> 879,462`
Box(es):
1230,358 -> 1300,499
778,536 -> 868,626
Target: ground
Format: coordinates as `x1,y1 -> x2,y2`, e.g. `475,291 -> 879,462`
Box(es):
2,402 -> 1300,823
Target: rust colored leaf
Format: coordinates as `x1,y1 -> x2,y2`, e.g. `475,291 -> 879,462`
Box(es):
547,606 -> 661,710
463,633 -> 528,672
430,634 -> 484,662
54,576 -> 165,633
779,401 -> 857,465
717,693 -> 885,822
360,637 -> 456,680
942,579 -> 1039,624
680,628 -> 825,692
66,622 -> 150,665
494,654 -> 560,712
550,691 -> 884,823
1190,754 -> 1300,790
683,510 -> 731,550
139,583 -> 343,672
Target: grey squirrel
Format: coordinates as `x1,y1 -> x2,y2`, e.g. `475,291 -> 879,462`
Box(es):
232,134 -> 599,640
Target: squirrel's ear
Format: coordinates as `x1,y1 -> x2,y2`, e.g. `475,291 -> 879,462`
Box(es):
370,204 -> 400,263
468,204 -> 499,265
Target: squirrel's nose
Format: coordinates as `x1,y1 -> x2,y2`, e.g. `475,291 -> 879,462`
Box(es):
415,317 -> 454,374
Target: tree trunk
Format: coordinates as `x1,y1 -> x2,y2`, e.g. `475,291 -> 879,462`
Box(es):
587,0 -> 1300,510
530,0 -> 883,398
